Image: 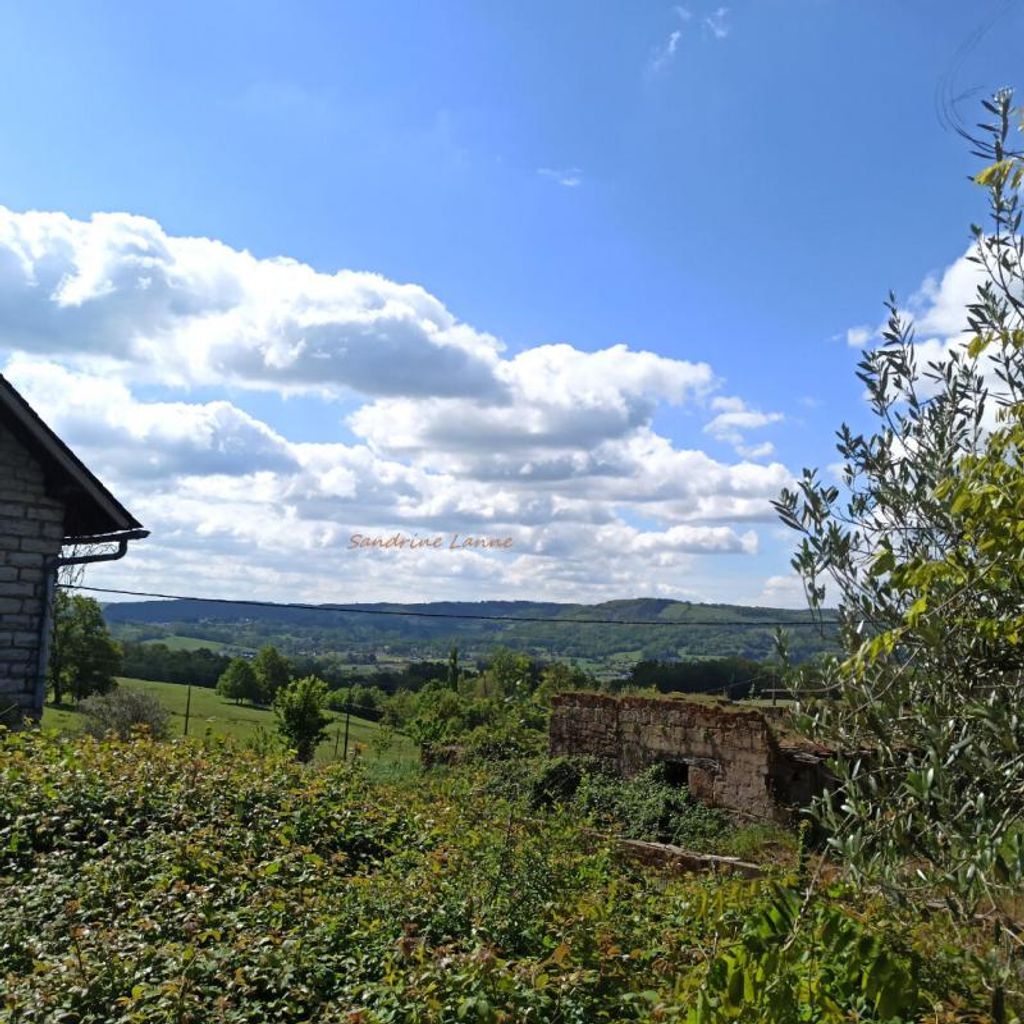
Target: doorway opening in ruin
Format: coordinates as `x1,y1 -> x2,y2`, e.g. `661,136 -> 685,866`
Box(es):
661,760 -> 690,787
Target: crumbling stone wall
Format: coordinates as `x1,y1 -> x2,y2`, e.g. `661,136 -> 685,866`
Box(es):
548,692 -> 621,765
550,692 -> 823,822
0,426 -> 66,723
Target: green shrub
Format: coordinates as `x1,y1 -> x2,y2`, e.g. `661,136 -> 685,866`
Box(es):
0,730 -> 1003,1021
244,723 -> 284,757
528,754 -> 608,809
721,822 -> 798,862
574,762 -> 731,850
693,884 -> 928,1023
460,719 -> 546,763
273,674 -> 330,761
528,756 -> 733,850
77,687 -> 171,740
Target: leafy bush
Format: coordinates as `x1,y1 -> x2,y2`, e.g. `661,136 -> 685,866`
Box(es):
274,674 -> 330,761
693,883 -> 928,1023
77,686 -> 171,740
529,754 -> 585,808
0,730 -> 415,1021
574,762 -> 732,849
244,723 -> 284,757
460,719 -> 546,762
404,685 -> 504,746
0,730 -> 1005,1020
528,754 -> 608,809
720,822 -> 798,862
528,756 -> 731,850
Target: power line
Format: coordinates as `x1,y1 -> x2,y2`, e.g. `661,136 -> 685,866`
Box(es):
64,583 -> 840,629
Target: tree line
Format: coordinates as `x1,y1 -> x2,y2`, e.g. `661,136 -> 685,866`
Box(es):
52,594 -> 797,715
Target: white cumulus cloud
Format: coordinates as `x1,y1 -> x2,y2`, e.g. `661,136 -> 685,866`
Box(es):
0,206 -> 504,399
703,395 -> 783,453
0,204 -> 801,604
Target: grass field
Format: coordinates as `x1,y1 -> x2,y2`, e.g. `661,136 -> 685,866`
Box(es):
139,634 -> 253,654
40,677 -> 420,779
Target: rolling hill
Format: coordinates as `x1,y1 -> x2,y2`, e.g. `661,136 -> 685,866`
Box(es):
102,597 -> 839,672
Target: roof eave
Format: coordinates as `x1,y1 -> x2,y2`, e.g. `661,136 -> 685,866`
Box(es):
0,373 -> 144,537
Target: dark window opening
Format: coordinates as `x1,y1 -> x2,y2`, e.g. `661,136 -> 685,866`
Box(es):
662,760 -> 689,787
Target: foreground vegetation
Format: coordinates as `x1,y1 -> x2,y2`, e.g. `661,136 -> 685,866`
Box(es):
0,729 -> 1002,1022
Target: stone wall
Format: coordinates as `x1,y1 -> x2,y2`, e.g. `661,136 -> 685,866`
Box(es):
0,426 -> 66,723
549,692 -> 826,822
548,691 -> 621,765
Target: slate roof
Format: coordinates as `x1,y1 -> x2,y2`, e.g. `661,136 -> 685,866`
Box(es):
0,374 -> 143,541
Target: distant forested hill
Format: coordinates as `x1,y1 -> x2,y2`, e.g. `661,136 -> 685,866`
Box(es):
102,597 -> 838,672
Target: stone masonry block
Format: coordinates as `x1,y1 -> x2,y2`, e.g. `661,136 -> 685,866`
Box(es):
26,505 -> 64,523
3,614 -> 39,630
0,478 -> 34,497
0,518 -> 42,538
39,521 -> 65,541
5,552 -> 46,568
0,644 -> 33,660
18,538 -> 61,554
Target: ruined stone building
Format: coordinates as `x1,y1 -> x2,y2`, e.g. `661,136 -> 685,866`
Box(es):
549,691 -> 833,822
0,375 -> 146,725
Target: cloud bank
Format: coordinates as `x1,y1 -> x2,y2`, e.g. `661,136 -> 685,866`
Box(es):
0,205 -> 793,604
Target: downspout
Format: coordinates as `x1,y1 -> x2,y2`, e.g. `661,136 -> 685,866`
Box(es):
35,529 -> 150,714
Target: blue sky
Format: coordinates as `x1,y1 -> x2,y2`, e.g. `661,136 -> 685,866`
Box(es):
0,0 -> 1019,605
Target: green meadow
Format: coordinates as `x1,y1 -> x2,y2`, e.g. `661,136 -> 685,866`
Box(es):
40,676 -> 419,778
140,634 -> 252,653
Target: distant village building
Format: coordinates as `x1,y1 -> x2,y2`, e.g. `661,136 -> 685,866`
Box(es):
0,375 -> 146,725
549,692 -> 834,822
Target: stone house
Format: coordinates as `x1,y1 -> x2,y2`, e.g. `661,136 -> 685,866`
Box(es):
549,691 -> 833,823
0,374 -> 146,724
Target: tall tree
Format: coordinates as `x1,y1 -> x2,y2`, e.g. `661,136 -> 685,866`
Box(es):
479,647 -> 535,699
216,658 -> 260,705
447,644 -> 460,690
775,92 -> 1024,926
253,645 -> 291,703
534,661 -> 594,704
48,591 -> 122,705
